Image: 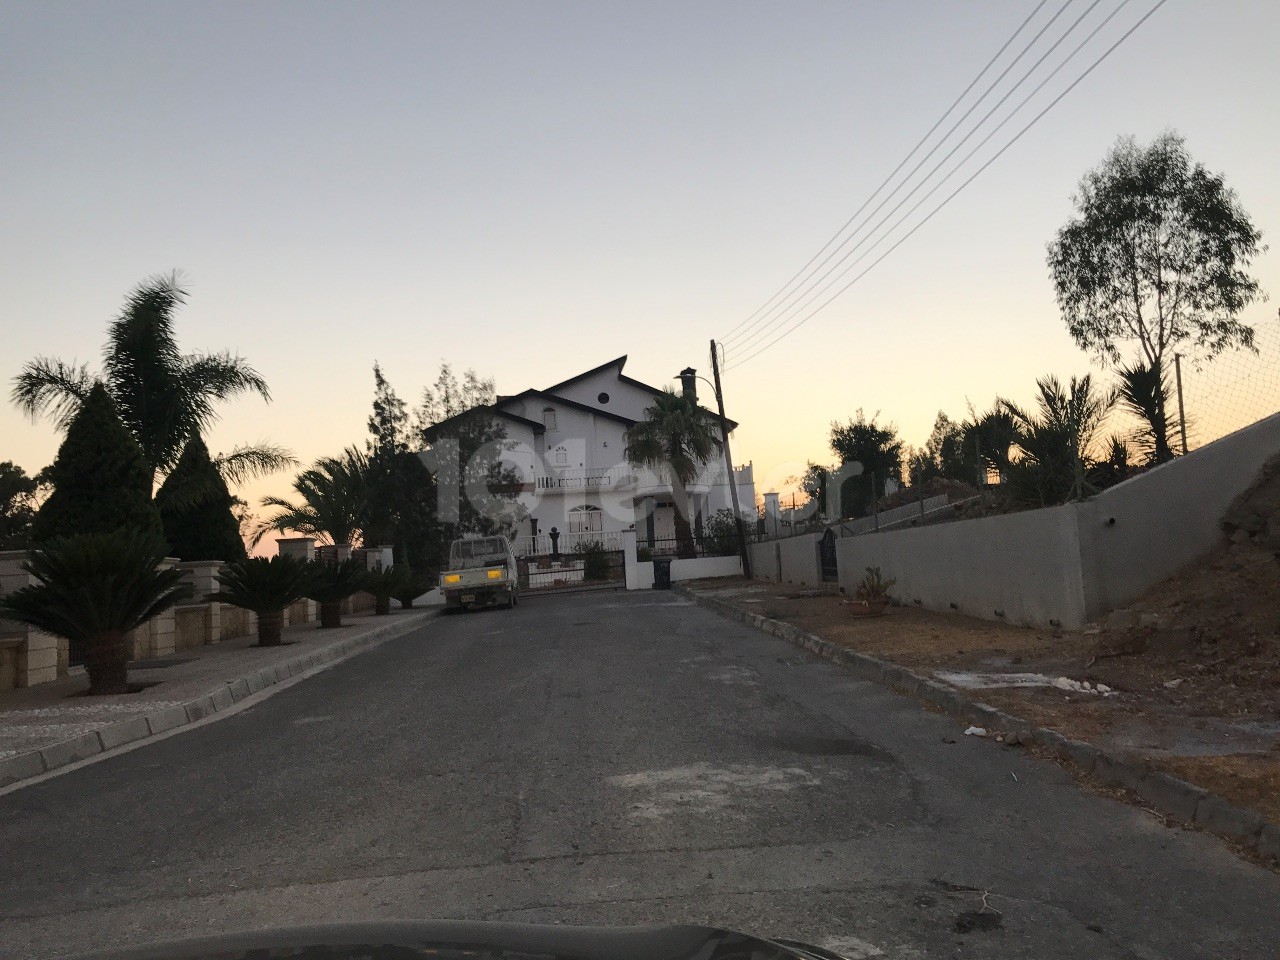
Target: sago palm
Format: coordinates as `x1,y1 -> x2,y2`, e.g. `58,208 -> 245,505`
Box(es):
625,389 -> 720,559
206,555 -> 313,646
305,558 -> 368,628
0,531 -> 187,694
11,272 -> 276,481
257,447 -> 372,547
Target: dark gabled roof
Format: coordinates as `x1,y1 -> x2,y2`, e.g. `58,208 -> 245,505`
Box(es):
500,389 -> 638,427
541,355 -> 738,430
419,405 -> 545,443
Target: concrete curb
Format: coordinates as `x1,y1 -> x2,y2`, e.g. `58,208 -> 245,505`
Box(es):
676,584 -> 1279,863
0,612 -> 432,790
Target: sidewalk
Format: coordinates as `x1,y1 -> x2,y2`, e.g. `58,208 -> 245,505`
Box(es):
678,578 -> 1280,867
0,608 -> 433,790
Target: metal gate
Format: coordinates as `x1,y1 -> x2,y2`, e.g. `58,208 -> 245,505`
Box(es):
518,548 -> 626,596
818,529 -> 839,582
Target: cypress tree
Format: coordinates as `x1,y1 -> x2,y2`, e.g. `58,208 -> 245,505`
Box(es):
156,435 -> 248,562
32,382 -> 164,543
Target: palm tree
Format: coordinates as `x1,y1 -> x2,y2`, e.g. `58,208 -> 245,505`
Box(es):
0,531 -> 186,694
1000,374 -> 1115,505
1116,358 -> 1177,464
625,389 -> 720,559
11,273 -> 280,483
258,447 -> 371,546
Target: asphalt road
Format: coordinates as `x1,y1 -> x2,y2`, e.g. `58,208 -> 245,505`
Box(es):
2,591 -> 1277,959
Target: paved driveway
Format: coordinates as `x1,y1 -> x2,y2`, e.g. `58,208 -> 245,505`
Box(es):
1,591 -> 1276,959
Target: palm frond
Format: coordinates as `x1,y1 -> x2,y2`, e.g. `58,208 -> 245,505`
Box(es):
182,352 -> 271,405
10,358 -> 99,429
214,443 -> 298,486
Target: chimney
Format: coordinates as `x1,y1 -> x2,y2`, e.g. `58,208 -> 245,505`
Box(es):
679,367 -> 698,403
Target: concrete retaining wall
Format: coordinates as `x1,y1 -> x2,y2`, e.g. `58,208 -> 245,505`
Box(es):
1075,412 -> 1280,620
759,413 -> 1280,629
835,505 -> 1087,626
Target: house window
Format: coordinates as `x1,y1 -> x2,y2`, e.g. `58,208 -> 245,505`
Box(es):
568,505 -> 603,534
542,407 -> 557,430
597,392 -> 610,404
555,448 -> 568,465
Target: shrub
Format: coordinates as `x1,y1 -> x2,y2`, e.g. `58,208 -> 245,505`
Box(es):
0,531 -> 186,693
855,566 -> 897,604
699,508 -> 741,557
31,383 -> 162,544
573,539 -> 611,581
207,555 -> 313,646
156,436 -> 247,562
305,558 -> 366,628
362,565 -> 406,615
390,567 -> 436,609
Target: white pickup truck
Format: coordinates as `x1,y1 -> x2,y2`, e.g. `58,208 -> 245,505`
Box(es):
439,536 -> 520,611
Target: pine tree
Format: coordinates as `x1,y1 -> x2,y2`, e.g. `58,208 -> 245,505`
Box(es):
31,382 -> 164,543
156,435 -> 248,562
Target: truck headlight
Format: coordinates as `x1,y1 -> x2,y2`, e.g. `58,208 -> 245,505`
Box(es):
487,568 -> 504,580
443,574 -> 461,585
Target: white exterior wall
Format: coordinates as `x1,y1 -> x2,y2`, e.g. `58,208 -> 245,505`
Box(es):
550,367 -> 659,422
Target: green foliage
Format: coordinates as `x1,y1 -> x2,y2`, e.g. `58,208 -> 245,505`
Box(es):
910,412 -> 971,486
855,566 -> 897,603
1000,374 -> 1116,507
830,410 -> 903,518
364,364 -> 440,568
626,389 -> 721,558
0,530 -> 186,693
1048,133 -> 1264,370
699,508 -> 742,557
571,539 -> 612,581
0,461 -> 45,549
304,558 -> 367,604
31,383 -> 164,544
413,362 -> 518,566
361,564 -> 407,600
259,448 -> 371,546
390,567 -> 436,606
206,554 -> 313,614
156,435 -> 247,562
1115,358 -> 1178,464
12,273 -> 272,476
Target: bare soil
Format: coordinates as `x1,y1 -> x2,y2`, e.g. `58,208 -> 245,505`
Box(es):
694,535 -> 1280,825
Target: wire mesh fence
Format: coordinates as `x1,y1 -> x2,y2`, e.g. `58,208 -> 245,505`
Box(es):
1176,314 -> 1280,451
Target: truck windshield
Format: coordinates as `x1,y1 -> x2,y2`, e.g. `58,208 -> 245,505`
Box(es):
453,538 -> 505,561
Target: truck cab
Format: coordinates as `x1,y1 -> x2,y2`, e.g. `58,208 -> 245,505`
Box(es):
440,536 -> 519,611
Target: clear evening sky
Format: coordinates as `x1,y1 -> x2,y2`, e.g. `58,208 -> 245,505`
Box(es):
3,1 -> 1278,516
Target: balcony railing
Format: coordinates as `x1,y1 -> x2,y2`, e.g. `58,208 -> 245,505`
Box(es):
535,467 -> 634,491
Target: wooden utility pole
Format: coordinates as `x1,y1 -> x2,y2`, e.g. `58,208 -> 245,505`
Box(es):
1174,352 -> 1189,455
710,340 -> 752,578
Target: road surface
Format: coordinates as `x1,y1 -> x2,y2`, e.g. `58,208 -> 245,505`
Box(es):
1,591 -> 1277,959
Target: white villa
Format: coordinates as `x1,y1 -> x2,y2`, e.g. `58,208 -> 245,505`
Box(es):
423,357 -> 755,556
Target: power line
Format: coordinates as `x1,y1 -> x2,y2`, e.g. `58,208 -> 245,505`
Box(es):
728,0 -> 1113,358
725,0 -> 1170,372
720,0 -> 1056,348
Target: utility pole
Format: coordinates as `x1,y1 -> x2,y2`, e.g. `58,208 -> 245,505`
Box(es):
710,340 -> 752,578
1174,352 -> 1189,456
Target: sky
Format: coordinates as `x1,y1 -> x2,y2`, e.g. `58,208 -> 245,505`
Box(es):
3,0 -> 1279,517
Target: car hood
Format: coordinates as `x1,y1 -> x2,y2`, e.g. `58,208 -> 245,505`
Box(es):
68,920 -> 857,960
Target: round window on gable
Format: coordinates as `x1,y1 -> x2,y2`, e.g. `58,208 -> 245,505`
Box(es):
597,392 -> 610,404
